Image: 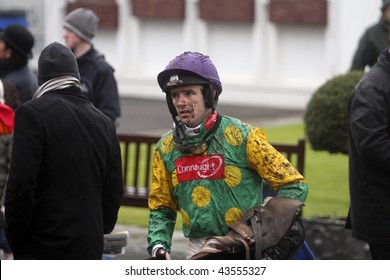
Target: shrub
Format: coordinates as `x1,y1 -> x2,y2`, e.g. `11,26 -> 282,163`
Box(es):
304,70 -> 364,154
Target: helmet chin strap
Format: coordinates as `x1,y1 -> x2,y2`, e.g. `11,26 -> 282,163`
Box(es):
172,115 -> 188,147
173,108 -> 213,137
172,109 -> 221,155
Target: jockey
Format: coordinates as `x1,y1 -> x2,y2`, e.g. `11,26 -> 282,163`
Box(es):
147,51 -> 309,260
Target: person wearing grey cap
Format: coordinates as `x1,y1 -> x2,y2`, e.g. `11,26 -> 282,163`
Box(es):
4,42 -> 124,259
63,8 -> 121,127
0,24 -> 38,104
350,0 -> 390,71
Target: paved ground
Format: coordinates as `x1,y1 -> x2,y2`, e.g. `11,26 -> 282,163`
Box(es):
110,224 -> 188,260
110,97 -> 304,260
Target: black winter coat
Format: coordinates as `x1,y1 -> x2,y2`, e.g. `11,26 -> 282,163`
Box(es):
77,47 -> 121,124
5,88 -> 124,259
348,49 -> 390,244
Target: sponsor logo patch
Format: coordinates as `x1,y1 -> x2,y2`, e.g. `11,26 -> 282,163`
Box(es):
175,154 -> 225,183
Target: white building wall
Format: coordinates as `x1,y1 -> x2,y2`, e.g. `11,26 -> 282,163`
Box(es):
0,0 -> 383,109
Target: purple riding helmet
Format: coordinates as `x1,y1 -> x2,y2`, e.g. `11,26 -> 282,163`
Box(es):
157,52 -> 222,115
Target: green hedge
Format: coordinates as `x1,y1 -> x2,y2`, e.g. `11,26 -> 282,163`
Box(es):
304,71 -> 364,154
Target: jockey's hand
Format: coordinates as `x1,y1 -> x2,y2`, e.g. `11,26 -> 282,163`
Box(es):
156,248 -> 171,260
152,245 -> 172,260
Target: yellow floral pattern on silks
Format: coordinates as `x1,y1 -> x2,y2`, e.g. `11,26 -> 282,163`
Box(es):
224,165 -> 241,187
224,126 -> 243,146
191,186 -> 211,207
225,208 -> 244,227
246,127 -> 305,189
147,114 -> 308,253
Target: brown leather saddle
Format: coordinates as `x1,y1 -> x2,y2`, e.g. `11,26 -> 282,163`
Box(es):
190,197 -> 304,260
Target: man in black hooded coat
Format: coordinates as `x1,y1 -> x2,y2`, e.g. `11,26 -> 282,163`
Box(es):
348,44 -> 390,259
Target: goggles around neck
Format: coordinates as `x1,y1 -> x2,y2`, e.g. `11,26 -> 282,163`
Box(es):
174,139 -> 209,155
173,111 -> 221,155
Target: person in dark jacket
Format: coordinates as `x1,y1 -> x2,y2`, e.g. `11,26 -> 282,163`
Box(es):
348,44 -> 390,259
0,78 -> 19,260
0,24 -> 38,104
4,42 -> 124,260
63,8 -> 121,127
350,0 -> 390,71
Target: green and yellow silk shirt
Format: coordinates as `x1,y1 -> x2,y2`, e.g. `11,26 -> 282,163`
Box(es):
147,113 -> 308,254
